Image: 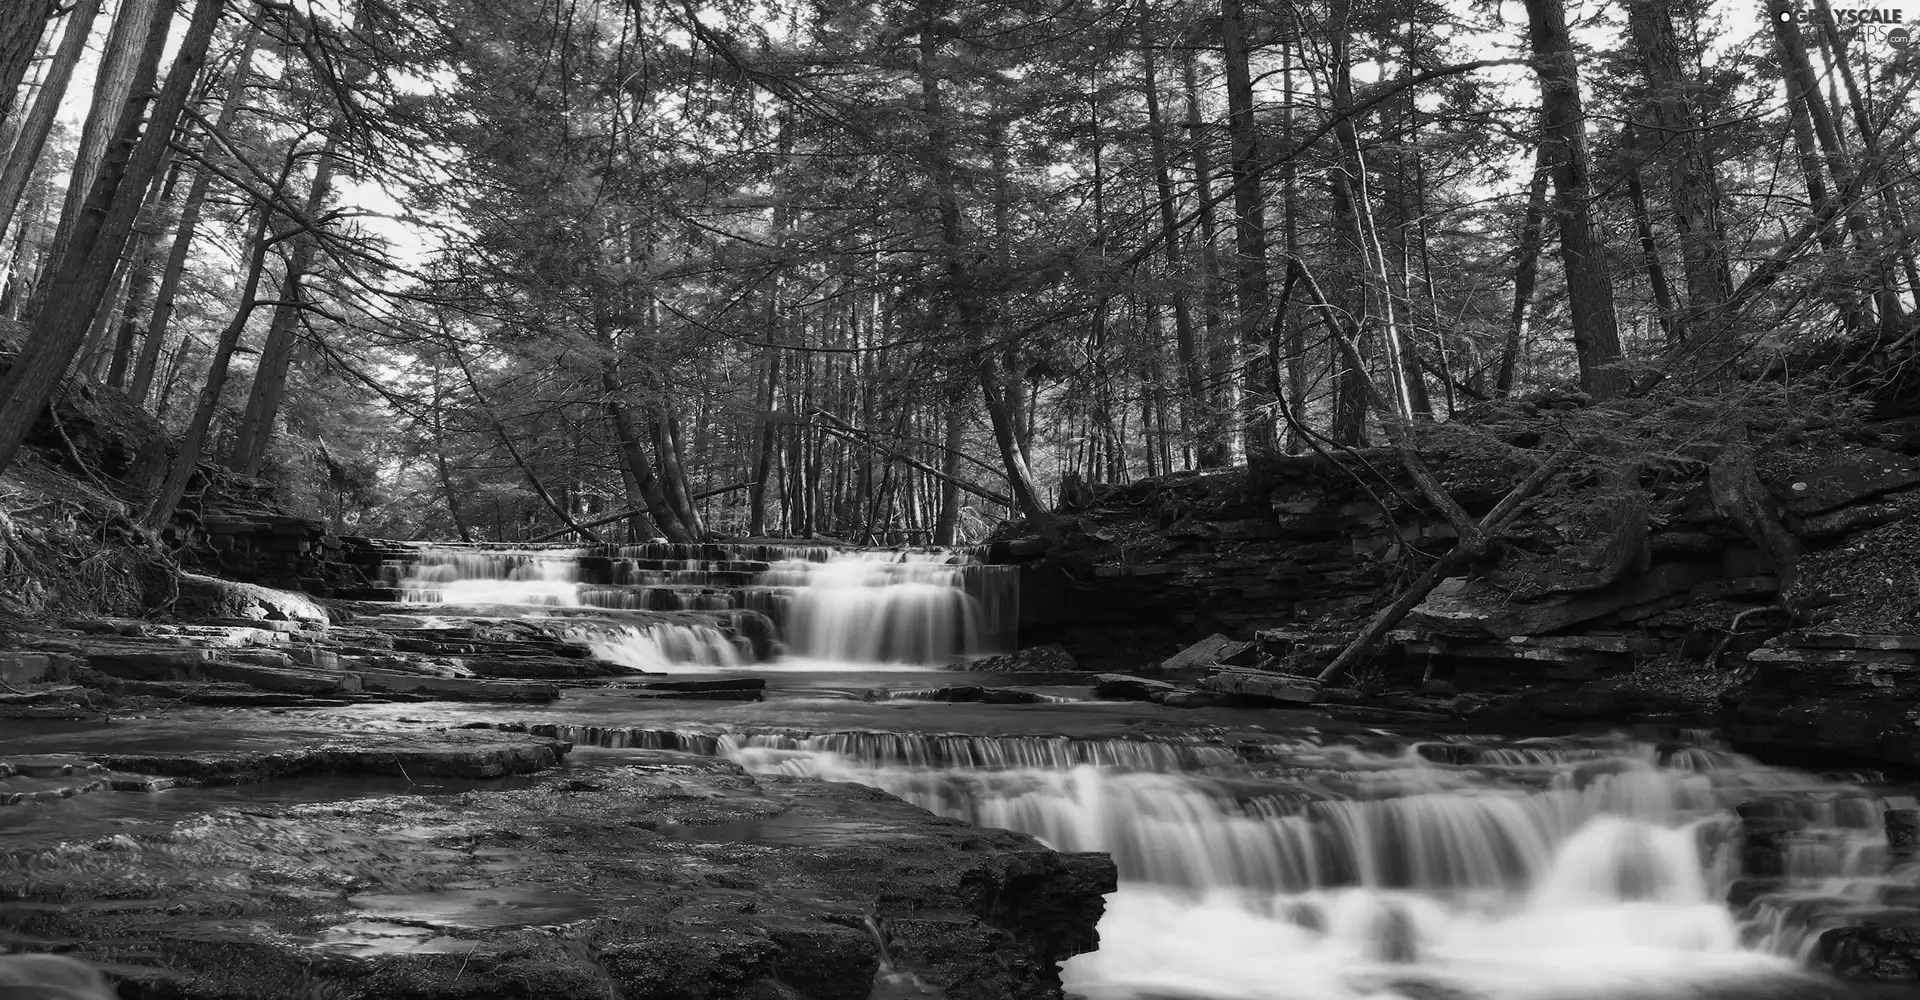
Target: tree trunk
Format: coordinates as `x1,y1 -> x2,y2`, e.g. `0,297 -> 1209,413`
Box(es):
105,158 -> 183,388
128,23 -> 260,408
917,8 -> 1054,530
1497,143 -> 1551,397
1327,170 -> 1371,445
1137,0 -> 1206,469
145,197 -> 277,529
1766,0 -> 1898,334
1180,48 -> 1238,467
0,171 -> 48,317
0,0 -> 225,481
446,335 -> 604,541
746,121 -> 793,538
0,0 -> 106,249
1809,0 -> 1919,316
0,1 -> 58,133
1524,0 -> 1627,400
228,135 -> 340,474
39,0 -> 164,284
653,405 -> 707,537
1220,0 -> 1278,466
1626,0 -> 1732,318
428,351 -> 473,542
1622,125 -> 1681,343
933,388 -> 964,544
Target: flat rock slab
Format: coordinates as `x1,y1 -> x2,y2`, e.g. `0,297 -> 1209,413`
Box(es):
1199,668 -> 1322,704
1158,633 -> 1235,673
79,729 -> 571,785
0,752 -> 1114,1000
350,668 -> 559,702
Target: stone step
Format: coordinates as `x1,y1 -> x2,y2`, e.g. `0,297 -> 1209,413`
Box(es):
83,646 -> 218,681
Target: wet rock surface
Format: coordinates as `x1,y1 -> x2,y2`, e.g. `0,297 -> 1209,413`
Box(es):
0,599 -> 776,715
0,747 -> 1114,1000
79,728 -> 571,784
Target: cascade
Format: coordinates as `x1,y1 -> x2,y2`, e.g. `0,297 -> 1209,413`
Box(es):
494,721 -> 1908,999
382,541 -> 1018,666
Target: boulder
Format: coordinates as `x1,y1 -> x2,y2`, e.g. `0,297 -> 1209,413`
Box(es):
176,574 -> 329,624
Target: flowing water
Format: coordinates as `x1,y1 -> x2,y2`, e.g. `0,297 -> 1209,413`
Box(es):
388,542 -> 1019,668
10,543 -> 1919,998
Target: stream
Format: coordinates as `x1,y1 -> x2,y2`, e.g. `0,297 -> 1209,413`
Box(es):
5,542 -> 1918,999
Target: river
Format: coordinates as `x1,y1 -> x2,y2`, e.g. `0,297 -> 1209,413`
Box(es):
5,541 -> 1917,999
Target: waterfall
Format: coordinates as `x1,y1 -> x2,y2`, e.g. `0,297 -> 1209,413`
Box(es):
395,548 -> 585,606
384,541 -> 1018,667
456,720 -> 1906,996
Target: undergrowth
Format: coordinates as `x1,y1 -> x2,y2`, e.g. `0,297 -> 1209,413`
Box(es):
0,459 -> 176,628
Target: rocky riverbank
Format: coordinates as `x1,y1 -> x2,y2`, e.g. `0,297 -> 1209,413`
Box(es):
0,729 -> 1115,1000
989,431 -> 1920,770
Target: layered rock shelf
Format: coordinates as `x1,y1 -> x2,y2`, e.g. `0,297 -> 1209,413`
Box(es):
0,576 -> 775,716
0,741 -> 1115,1000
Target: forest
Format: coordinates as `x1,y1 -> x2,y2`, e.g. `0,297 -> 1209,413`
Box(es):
0,0 -> 1913,550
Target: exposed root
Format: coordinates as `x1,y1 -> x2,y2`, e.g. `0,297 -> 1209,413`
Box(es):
1706,604 -> 1784,675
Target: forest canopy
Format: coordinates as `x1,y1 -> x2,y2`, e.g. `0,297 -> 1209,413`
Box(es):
0,0 -> 1912,545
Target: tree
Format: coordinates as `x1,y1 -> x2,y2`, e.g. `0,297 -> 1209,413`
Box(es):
0,1 -> 59,133
1523,0 -> 1626,400
0,0 -> 228,480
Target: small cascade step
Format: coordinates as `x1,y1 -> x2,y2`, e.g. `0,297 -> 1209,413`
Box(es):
375,541 -> 1019,666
